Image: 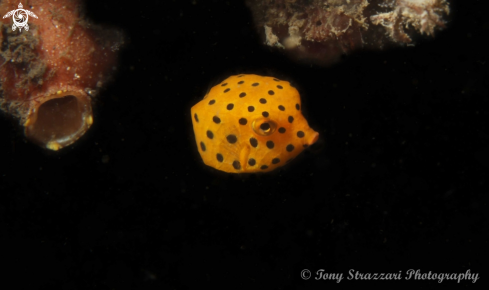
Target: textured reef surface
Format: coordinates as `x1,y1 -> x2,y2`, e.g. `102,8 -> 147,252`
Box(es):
246,0 -> 450,65
0,0 -> 123,150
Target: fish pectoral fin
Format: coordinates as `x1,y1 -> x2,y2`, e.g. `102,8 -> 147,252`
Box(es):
239,145 -> 250,170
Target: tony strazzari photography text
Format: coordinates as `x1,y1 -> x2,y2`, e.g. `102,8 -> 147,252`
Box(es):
300,269 -> 479,283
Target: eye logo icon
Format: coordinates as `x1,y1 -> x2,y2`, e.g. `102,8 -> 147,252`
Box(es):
2,2 -> 38,32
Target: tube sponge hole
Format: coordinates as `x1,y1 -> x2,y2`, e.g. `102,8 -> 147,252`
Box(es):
24,92 -> 93,150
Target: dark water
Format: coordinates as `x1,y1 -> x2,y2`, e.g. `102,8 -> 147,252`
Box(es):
0,0 -> 486,288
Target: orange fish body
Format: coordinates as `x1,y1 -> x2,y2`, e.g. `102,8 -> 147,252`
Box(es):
191,74 -> 319,173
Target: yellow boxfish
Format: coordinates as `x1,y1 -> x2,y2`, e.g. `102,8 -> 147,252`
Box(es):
191,74 -> 319,173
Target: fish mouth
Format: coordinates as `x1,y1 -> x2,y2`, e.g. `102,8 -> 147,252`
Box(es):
308,131 -> 319,145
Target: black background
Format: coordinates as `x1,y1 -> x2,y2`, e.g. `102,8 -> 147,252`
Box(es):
0,0 -> 487,289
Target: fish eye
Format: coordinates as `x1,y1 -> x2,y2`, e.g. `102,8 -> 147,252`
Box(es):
252,118 -> 277,136
260,122 -> 271,131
